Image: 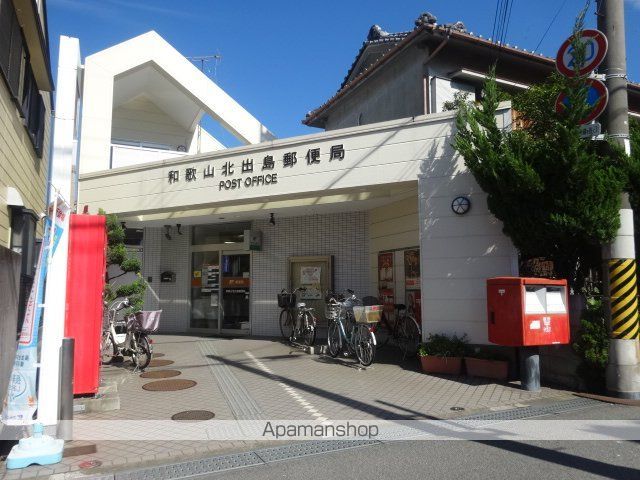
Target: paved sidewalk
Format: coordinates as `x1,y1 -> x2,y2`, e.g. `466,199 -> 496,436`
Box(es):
0,335 -> 575,479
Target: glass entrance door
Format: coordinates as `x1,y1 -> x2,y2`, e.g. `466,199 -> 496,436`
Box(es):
190,250 -> 220,330
220,253 -> 251,333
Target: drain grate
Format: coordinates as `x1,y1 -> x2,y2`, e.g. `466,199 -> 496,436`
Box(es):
142,379 -> 196,391
114,451 -> 263,479
459,397 -> 599,422
171,410 -> 215,421
254,439 -> 379,463
148,359 -> 174,368
140,369 -> 181,379
110,440 -> 379,480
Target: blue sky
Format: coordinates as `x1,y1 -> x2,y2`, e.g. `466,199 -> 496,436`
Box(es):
47,0 -> 640,144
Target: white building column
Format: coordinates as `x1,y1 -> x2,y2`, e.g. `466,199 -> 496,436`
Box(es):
38,36 -> 82,426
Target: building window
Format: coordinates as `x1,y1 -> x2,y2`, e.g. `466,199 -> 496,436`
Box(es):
10,207 -> 38,330
0,0 -> 46,157
192,223 -> 250,245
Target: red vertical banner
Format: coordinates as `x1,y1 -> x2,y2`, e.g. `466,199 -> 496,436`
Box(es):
404,249 -> 421,325
378,252 -> 394,314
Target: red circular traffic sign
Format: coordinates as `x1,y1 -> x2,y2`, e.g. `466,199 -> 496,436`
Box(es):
555,29 -> 608,78
555,78 -> 608,125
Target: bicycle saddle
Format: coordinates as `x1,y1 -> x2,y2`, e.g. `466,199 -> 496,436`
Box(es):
395,303 -> 406,311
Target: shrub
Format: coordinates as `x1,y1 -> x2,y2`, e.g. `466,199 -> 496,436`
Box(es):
418,333 -> 468,358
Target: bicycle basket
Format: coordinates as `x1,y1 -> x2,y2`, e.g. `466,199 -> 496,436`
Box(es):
325,302 -> 341,321
277,293 -> 296,309
126,310 -> 162,333
353,305 -> 383,324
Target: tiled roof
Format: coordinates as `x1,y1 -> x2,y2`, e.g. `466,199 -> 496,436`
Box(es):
303,20 -> 640,126
339,28 -> 412,90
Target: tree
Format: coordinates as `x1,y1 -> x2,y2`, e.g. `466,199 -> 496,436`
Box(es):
453,14 -> 629,288
100,210 -> 146,313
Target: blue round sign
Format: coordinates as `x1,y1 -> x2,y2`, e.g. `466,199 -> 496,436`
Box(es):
555,78 -> 608,125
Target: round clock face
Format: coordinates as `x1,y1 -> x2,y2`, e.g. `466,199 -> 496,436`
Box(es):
451,196 -> 471,215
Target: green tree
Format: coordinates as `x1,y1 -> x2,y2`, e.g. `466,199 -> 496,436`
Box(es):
453,14 -> 628,288
100,210 -> 146,313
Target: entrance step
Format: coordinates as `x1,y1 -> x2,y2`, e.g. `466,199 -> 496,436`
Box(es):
73,382 -> 121,414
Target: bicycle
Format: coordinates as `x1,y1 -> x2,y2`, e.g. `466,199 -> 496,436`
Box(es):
100,298 -> 161,371
373,302 -> 421,359
326,289 -> 377,366
278,288 -> 317,346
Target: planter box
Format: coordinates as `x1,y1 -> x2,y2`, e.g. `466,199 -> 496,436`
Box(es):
419,355 -> 462,375
465,357 -> 509,380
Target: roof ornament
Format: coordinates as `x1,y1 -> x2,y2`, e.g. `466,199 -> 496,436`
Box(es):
443,21 -> 467,33
367,24 -> 390,41
415,12 -> 437,28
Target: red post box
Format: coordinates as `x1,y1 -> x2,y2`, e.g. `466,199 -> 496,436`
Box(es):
487,277 -> 570,346
65,214 -> 106,395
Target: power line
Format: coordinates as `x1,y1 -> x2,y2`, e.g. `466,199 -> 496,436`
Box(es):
534,0 -> 569,53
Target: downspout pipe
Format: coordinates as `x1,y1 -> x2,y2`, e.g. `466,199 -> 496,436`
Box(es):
422,32 -> 450,115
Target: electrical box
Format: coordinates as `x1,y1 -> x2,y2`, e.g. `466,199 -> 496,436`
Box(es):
64,214 -> 107,395
487,277 -> 570,346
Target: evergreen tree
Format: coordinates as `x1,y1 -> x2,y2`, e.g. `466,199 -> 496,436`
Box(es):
100,210 -> 147,313
453,15 -> 629,288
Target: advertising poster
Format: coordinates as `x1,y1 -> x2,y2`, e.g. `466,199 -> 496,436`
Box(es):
2,196 -> 69,425
300,266 -> 322,300
378,252 -> 394,314
404,249 -> 420,290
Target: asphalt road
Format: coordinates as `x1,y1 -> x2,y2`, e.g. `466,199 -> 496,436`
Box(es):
203,403 -> 640,480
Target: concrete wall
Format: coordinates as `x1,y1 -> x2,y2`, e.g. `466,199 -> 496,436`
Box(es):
112,95 -> 195,149
418,111 -> 519,343
0,80 -> 51,247
324,46 -> 424,131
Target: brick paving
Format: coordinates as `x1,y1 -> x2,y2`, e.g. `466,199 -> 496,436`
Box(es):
0,334 -> 574,479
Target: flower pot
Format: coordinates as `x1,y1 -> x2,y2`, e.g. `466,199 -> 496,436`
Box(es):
419,355 -> 463,375
465,357 -> 509,380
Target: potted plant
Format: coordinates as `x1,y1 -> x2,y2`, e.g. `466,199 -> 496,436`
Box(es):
464,349 -> 510,380
417,333 -> 467,375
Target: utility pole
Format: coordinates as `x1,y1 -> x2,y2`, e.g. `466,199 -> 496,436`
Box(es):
597,0 -> 640,399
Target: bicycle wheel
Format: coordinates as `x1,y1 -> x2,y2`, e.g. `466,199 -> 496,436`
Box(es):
301,312 -> 317,346
100,332 -> 116,365
399,316 -> 421,359
132,334 -> 152,370
279,309 -> 293,340
355,324 -> 376,367
374,313 -> 392,349
327,321 -> 341,357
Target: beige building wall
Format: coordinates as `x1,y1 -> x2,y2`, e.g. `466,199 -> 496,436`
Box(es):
112,95 -> 195,149
0,80 -> 51,247
368,193 -> 419,297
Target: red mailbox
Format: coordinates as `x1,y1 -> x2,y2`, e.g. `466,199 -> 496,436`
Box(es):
487,277 -> 570,346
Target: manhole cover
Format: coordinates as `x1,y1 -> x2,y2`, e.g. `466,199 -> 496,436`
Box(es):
171,410 -> 215,421
153,353 -> 165,358
79,459 -> 102,470
142,379 -> 197,391
148,359 -> 174,368
140,369 -> 181,379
